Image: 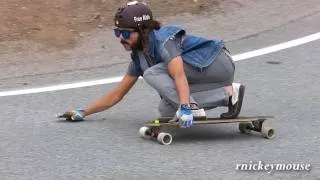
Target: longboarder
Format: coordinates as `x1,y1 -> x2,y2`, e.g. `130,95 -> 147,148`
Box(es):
57,1 -> 245,128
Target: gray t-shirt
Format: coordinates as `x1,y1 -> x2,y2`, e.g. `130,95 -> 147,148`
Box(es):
126,52 -> 150,77
127,33 -> 184,77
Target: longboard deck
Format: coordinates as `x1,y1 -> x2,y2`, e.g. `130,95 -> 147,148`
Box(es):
140,116 -> 276,145
146,116 -> 274,127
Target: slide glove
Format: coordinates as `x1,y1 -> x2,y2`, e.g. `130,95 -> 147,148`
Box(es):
175,104 -> 193,128
56,108 -> 85,121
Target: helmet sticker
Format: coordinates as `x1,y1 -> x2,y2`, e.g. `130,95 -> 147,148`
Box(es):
134,14 -> 151,22
127,1 -> 139,6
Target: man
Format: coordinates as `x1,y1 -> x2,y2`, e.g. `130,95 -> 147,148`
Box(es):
58,1 -> 245,128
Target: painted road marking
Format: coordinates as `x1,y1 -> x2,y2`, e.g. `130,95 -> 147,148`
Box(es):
1,32 -> 320,97
232,32 -> 320,61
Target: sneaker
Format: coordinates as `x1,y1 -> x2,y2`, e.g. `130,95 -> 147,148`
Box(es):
220,83 -> 245,119
190,103 -> 207,120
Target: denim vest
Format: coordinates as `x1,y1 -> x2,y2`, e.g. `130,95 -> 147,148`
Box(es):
131,26 -> 225,76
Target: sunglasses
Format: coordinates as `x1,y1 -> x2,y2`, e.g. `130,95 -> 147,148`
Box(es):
114,28 -> 136,39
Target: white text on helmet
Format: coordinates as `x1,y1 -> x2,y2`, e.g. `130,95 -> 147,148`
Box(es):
134,14 -> 150,22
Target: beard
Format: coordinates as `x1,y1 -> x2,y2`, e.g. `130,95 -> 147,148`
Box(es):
120,35 -> 143,51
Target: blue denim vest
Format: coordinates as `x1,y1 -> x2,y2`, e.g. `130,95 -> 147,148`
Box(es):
131,26 -> 225,76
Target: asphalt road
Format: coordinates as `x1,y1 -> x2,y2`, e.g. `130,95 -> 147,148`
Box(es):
1,1 -> 320,180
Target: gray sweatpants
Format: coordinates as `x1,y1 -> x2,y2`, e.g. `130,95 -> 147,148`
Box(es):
143,49 -> 235,116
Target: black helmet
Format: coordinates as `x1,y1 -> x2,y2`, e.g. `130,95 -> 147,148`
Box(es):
114,1 -> 153,29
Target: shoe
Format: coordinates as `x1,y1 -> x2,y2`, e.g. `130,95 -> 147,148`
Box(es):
220,83 -> 245,119
190,103 -> 207,120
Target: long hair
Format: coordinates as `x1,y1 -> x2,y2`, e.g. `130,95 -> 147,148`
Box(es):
137,20 -> 161,52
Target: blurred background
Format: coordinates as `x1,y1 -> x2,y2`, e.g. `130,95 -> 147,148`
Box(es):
0,0 -> 221,49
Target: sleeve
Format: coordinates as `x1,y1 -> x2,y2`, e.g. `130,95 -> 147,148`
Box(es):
127,61 -> 140,77
161,31 -> 185,65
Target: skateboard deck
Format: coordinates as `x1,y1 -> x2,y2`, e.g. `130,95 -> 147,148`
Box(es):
146,116 -> 274,127
139,116 -> 275,145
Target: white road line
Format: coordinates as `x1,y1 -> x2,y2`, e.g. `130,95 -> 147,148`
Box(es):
232,32 -> 320,61
0,77 -> 124,97
1,32 -> 320,97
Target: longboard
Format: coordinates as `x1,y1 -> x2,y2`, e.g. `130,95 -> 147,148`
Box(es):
146,116 -> 274,126
139,116 -> 275,145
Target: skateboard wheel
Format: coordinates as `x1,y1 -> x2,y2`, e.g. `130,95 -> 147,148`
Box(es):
261,121 -> 275,139
139,126 -> 150,138
157,132 -> 172,145
238,122 -> 253,134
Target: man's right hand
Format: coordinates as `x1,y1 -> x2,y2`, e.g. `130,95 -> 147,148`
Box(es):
174,104 -> 193,128
56,108 -> 85,121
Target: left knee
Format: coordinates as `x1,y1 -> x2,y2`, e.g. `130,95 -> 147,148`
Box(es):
143,63 -> 167,86
158,100 -> 176,117
143,67 -> 155,84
